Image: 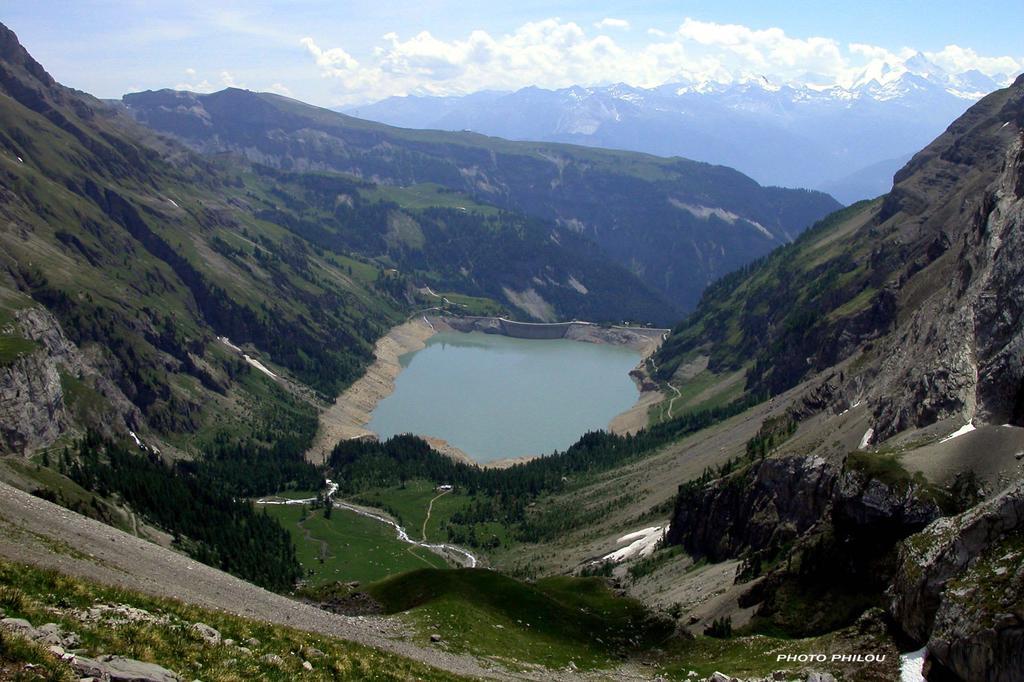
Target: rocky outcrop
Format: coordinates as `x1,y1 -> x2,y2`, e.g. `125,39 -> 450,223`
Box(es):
65,653 -> 183,681
666,455 -> 838,561
0,333 -> 66,455
667,449 -> 948,560
0,306 -> 138,455
832,469 -> 942,538
891,480 -> 1024,682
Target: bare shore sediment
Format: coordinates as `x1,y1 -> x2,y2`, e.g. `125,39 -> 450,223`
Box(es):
306,317 -> 437,463
306,315 -> 667,465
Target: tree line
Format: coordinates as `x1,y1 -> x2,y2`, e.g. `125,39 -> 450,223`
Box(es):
61,431 -> 301,591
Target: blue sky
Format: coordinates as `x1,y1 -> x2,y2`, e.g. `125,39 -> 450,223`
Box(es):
4,1 -> 1022,106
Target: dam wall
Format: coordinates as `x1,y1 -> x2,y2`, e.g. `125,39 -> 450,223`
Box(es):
436,316 -> 668,351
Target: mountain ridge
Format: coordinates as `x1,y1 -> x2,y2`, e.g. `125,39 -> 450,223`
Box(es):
654,72 -> 1024,438
120,86 -> 841,311
344,52 -> 1016,202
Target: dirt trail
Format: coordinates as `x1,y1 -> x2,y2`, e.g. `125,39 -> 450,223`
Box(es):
422,489 -> 450,541
666,384 -> 682,419
257,483 -> 478,569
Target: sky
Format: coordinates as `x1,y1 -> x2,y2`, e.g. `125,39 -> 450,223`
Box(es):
4,1 -> 1023,107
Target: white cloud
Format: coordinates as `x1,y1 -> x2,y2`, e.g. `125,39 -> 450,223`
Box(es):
674,18 -> 845,75
268,82 -> 294,97
220,71 -> 244,88
301,36 -> 360,74
175,79 -> 215,93
301,18 -> 1024,106
595,18 -> 630,30
925,45 -> 1023,77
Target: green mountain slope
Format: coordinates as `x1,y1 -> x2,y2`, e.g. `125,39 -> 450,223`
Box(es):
0,22 -> 403,453
0,21 -> 668,463
655,73 -> 1024,437
120,87 -> 842,311
238,167 -> 674,324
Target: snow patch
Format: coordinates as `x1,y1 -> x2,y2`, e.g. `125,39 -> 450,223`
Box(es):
940,422 -> 976,443
218,336 -> 242,353
617,526 -> 661,544
244,354 -> 278,379
600,526 -> 664,563
900,647 -> 926,682
859,427 -> 874,449
567,276 -> 589,295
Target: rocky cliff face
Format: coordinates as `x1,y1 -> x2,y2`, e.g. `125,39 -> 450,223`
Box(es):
0,305 -> 137,455
666,455 -> 839,561
868,82 -> 1024,439
660,75 -> 1024,681
667,451 -> 945,561
832,468 -> 943,537
891,480 -> 1024,682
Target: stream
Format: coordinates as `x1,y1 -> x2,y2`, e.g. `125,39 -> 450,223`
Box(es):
255,480 -> 478,568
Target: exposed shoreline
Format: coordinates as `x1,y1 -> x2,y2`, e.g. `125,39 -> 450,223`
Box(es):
306,315 -> 667,466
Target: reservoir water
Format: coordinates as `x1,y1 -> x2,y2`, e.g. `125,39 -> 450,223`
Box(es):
367,331 -> 642,463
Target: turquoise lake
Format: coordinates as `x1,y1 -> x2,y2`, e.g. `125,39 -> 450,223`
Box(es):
367,331 -> 642,463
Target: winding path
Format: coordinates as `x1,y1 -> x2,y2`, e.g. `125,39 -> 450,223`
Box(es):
422,489 -> 450,541
256,481 -> 478,568
666,383 -> 682,419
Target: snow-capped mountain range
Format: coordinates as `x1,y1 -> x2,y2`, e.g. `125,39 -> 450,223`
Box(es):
344,53 -> 1019,203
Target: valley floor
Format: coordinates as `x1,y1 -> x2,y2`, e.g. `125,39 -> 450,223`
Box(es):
0,481 -> 503,679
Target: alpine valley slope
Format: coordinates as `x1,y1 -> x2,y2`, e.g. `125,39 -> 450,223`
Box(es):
119,87 -> 841,311
0,17 -> 671,465
3,18 -> 1023,682
643,73 -> 1024,681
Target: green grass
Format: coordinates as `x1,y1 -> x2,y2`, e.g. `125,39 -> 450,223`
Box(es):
352,481 -> 467,543
648,369 -> 746,426
366,568 -> 674,670
827,285 -> 878,321
658,628 -> 897,679
424,291 -> 506,317
366,183 -> 501,215
263,503 -> 446,585
0,336 -> 38,365
351,482 -> 511,551
0,559 -> 463,681
59,370 -> 114,426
